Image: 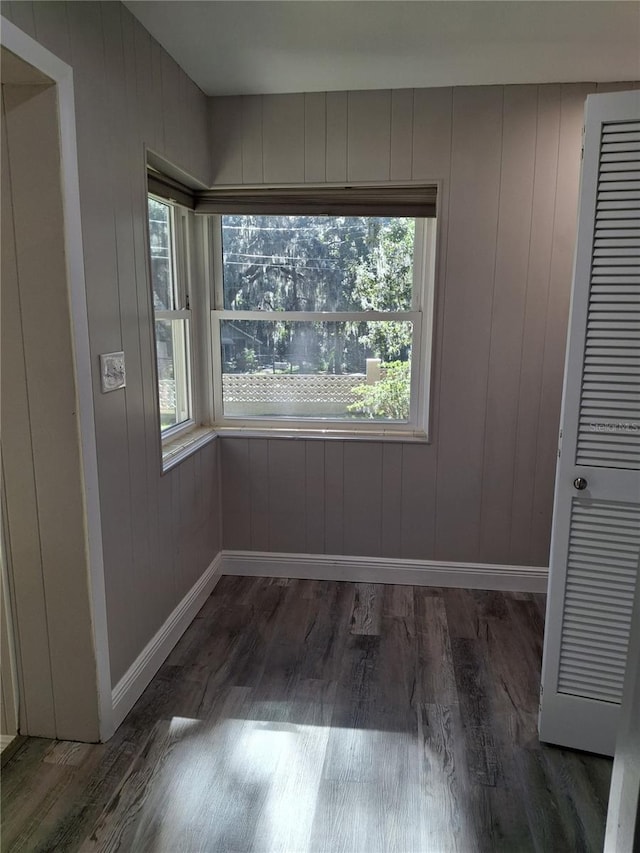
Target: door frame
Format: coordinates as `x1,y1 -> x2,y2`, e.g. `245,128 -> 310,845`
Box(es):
605,556 -> 640,851
1,18 -> 113,741
0,464 -> 19,752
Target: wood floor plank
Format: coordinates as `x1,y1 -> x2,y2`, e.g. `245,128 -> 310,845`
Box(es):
4,731 -> 139,853
42,741 -> 95,767
444,587 -> 492,640
0,579 -> 613,853
321,633 -> 382,782
82,687 -> 255,853
416,702 -> 475,853
78,720 -> 176,852
118,663 -> 211,734
415,588 -> 459,705
167,585 -> 290,691
512,747 -> 575,853
0,737 -> 52,800
308,780 -> 386,853
482,607 -> 541,744
349,582 -> 383,636
296,579 -> 354,682
539,746 -> 613,853
1,761 -> 76,852
382,583 -> 414,620
469,784 -> 535,853
377,614 -> 419,713
247,678 -> 337,853
449,636 -> 501,787
46,760 -> 140,852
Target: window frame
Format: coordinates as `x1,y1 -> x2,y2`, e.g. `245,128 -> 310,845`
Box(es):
208,214 -> 437,439
147,192 -> 197,445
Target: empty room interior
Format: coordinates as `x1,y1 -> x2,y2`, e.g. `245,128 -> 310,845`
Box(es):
1,1 -> 639,851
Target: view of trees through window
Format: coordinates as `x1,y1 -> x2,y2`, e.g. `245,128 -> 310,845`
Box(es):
219,215 -> 418,421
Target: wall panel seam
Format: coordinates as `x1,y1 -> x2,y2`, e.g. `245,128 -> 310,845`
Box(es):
433,86 -> 454,557
478,87 -> 507,558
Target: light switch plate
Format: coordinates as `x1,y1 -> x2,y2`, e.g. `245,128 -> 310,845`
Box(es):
100,351 -> 126,392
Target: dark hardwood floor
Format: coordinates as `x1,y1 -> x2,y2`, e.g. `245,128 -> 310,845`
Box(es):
1,577 -> 612,852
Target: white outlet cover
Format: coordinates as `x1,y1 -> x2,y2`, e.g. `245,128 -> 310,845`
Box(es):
100,351 -> 126,393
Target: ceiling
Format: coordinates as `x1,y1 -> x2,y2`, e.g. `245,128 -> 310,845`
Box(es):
124,1 -> 640,97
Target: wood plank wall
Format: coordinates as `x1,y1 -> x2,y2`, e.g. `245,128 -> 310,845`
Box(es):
212,81 -> 639,568
1,1 -> 220,687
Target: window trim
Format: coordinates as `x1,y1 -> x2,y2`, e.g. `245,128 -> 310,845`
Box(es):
147,192 -> 197,449
208,213 -> 437,440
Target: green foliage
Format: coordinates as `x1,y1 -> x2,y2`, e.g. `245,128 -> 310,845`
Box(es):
352,219 -> 414,361
359,320 -> 412,362
347,361 -> 411,421
351,219 -> 414,311
236,347 -> 259,373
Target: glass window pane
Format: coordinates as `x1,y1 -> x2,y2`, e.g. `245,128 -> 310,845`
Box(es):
156,318 -> 191,431
220,319 -> 412,421
148,198 -> 175,310
221,215 -> 415,312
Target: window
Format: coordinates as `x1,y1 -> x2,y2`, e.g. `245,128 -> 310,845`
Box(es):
210,211 -> 436,436
147,195 -> 194,437
146,176 -> 437,453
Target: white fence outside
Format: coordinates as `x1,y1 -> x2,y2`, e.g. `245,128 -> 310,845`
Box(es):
159,379 -> 177,414
223,372 -> 365,416
160,365 -> 382,418
158,373 -> 367,417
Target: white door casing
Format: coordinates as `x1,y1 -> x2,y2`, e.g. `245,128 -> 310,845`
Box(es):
0,18 -> 113,741
604,551 -> 640,851
539,90 -> 640,757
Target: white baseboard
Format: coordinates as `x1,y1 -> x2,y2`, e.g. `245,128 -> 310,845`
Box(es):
221,550 -> 548,593
111,553 -> 223,731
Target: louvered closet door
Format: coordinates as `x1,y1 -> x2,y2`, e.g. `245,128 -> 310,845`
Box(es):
539,90 -> 640,757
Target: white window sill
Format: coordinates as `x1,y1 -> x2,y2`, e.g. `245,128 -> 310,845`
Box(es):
162,424 -> 429,468
212,425 -> 430,443
162,425 -> 218,472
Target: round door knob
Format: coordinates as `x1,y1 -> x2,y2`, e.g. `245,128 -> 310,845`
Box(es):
573,477 -> 588,490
